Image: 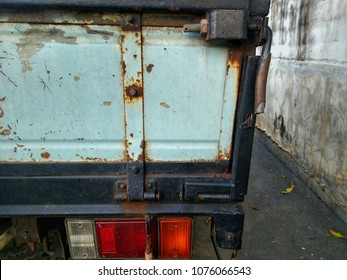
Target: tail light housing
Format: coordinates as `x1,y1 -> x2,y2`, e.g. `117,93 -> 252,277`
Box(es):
66,217 -> 191,259
95,219 -> 157,258
66,220 -> 97,259
159,218 -> 192,259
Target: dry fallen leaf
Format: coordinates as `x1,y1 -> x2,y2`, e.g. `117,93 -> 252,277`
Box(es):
282,182 -> 295,194
205,216 -> 212,225
328,228 -> 345,239
248,205 -> 260,211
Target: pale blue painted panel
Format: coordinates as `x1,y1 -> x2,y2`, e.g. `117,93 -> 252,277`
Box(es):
0,24 -> 125,162
142,28 -> 238,161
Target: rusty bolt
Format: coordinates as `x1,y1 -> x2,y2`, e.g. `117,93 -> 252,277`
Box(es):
131,166 -> 140,174
119,183 -> 126,190
127,15 -> 135,24
129,88 -> 138,97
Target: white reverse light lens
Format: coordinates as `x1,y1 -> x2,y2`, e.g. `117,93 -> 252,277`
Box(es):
66,220 -> 97,259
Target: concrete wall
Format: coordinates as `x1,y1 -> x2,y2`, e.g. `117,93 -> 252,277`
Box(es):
256,0 -> 347,222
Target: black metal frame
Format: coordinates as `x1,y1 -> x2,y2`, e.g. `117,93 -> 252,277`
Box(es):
0,57 -> 260,215
0,0 -> 270,16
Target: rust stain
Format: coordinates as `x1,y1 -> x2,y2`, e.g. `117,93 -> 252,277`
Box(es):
82,26 -> 114,40
103,101 -> 112,106
74,75 -> 80,81
146,64 -> 154,73
227,48 -> 244,75
218,148 -> 231,161
140,140 -> 145,149
85,157 -> 107,162
160,102 -> 170,109
40,152 -> 50,159
227,47 -> 244,101
0,107 -> 4,118
133,54 -> 138,59
121,201 -> 150,215
0,129 -> 11,136
137,153 -> 144,162
125,84 -> 143,103
120,34 -> 126,41
130,133 -> 134,138
121,60 -> 127,75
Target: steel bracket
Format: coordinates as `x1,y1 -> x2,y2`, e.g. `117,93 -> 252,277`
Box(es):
183,9 -> 248,40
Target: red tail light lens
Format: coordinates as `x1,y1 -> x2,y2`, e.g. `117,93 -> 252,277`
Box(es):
95,220 -> 157,258
159,218 -> 192,259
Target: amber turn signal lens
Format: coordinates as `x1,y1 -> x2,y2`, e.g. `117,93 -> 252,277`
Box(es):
159,218 -> 192,259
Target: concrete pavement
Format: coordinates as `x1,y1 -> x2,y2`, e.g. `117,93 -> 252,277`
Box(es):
193,130 -> 347,260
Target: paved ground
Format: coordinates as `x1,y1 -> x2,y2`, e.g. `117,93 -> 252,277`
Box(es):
194,131 -> 347,260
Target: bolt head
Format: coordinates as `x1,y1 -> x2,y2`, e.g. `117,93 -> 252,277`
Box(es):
131,166 -> 140,174
129,88 -> 138,97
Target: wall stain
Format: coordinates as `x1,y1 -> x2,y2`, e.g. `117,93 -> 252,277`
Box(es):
273,113 -> 286,138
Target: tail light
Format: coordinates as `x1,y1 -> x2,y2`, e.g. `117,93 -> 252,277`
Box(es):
95,220 -> 157,258
66,220 -> 97,259
159,218 -> 192,259
66,217 -> 191,259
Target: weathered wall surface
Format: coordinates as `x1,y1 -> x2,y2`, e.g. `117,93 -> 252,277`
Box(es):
256,0 -> 347,222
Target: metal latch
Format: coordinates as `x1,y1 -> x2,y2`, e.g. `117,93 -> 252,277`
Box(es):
183,9 -> 248,40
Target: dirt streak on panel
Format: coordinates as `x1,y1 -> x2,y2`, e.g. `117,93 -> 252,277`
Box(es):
16,26 -> 77,73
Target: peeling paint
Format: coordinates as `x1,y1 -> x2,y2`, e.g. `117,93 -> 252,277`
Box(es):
16,27 -> 77,62
21,60 -> 33,73
160,102 -> 170,109
0,129 -> 11,136
103,101 -> 112,106
74,75 -> 80,81
82,26 -> 114,40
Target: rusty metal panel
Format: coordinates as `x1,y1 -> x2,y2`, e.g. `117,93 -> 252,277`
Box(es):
1,19 -> 241,164
142,27 -> 239,162
0,23 -> 126,162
